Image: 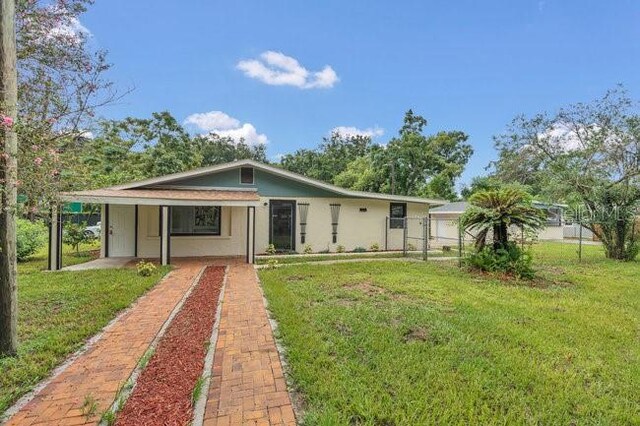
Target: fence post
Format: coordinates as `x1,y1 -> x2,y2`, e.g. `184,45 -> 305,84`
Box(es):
458,221 -> 463,268
422,217 -> 428,261
578,221 -> 583,263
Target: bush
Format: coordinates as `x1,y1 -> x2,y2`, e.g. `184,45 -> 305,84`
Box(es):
466,243 -> 535,279
16,219 -> 47,261
63,222 -> 90,253
407,243 -> 416,251
303,244 -> 313,254
352,246 -> 367,253
336,245 -> 345,253
369,243 -> 380,252
136,260 -> 157,277
265,244 -> 277,255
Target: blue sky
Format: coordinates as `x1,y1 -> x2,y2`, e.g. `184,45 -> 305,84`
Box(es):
82,0 -> 640,187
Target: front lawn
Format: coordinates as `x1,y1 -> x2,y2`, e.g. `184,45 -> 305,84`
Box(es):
259,242 -> 639,424
0,246 -> 169,414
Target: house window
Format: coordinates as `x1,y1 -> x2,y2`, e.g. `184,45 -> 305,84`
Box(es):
389,202 -> 407,229
171,206 -> 221,236
240,167 -> 254,184
546,207 -> 563,227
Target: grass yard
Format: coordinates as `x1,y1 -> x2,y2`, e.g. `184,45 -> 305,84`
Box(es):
259,242 -> 640,425
0,245 -> 169,414
256,249 -> 458,265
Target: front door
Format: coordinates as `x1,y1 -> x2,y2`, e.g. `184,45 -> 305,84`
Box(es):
108,205 -> 135,257
270,200 -> 296,251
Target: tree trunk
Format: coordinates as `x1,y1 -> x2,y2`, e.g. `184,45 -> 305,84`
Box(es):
0,0 -> 18,356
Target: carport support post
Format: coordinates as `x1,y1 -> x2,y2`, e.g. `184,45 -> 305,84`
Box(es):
48,204 -> 62,271
246,206 -> 256,264
160,206 -> 171,266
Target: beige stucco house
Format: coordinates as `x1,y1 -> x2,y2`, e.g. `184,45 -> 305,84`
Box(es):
49,160 -> 445,269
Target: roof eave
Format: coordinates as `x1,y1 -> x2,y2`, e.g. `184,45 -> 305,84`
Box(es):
59,193 -> 260,207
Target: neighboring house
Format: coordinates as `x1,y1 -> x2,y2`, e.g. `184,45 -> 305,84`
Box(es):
429,201 -> 566,246
49,160 -> 446,269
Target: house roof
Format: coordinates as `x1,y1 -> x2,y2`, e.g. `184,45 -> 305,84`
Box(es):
60,188 -> 261,206
108,159 -> 447,206
429,201 -> 468,215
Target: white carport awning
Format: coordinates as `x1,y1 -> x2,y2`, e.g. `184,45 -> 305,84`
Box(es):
60,188 -> 261,206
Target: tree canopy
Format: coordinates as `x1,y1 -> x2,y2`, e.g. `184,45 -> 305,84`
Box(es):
491,87 -> 640,260
281,110 -> 473,200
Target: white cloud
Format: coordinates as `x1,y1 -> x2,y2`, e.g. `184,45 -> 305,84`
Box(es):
184,110 -> 268,145
184,111 -> 240,132
331,126 -> 384,139
237,51 -> 339,89
49,17 -> 92,42
538,123 -> 587,151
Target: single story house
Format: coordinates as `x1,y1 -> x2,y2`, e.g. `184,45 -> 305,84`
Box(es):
50,160 -> 446,269
429,200 -> 565,246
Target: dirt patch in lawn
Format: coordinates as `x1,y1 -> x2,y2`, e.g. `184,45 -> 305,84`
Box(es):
115,266 -> 225,426
344,281 -> 387,296
403,327 -> 430,343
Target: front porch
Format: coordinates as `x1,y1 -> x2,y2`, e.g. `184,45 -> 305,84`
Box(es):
50,188 -> 260,271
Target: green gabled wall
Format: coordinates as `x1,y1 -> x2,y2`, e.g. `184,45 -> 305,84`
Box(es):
171,168 -> 344,198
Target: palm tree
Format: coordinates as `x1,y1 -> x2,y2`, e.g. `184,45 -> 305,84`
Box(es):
460,186 -> 547,250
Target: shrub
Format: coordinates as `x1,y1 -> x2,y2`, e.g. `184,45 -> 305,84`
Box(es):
466,243 -> 535,279
336,245 -> 345,253
265,244 -> 277,255
63,221 -> 91,253
352,246 -> 367,253
303,244 -> 313,254
407,243 -> 416,251
16,219 -> 47,261
369,243 -> 380,252
136,260 -> 157,277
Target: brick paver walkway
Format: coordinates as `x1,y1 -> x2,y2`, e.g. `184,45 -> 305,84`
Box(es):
5,259 -> 207,426
203,264 -> 296,426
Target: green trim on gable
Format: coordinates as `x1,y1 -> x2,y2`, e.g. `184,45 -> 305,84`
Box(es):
169,168 -> 344,198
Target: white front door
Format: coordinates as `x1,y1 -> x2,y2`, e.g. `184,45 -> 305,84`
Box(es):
108,205 -> 135,257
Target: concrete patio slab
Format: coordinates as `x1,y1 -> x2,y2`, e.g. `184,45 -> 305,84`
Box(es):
61,257 -> 134,271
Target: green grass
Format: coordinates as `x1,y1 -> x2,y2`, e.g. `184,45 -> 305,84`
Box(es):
0,245 -> 169,414
17,240 -> 101,274
259,242 -> 640,425
256,249 -> 461,265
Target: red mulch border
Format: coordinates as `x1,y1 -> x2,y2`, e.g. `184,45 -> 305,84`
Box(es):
115,266 -> 225,426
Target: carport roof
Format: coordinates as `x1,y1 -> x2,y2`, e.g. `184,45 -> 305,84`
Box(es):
60,188 -> 261,206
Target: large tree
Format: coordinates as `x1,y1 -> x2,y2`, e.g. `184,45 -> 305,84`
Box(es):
2,0 -> 114,355
15,0 -> 115,213
493,88 -> 640,260
282,110 -> 473,200
280,132 -> 372,183
369,110 -> 473,199
82,112 -> 270,188
1,0 -> 19,356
